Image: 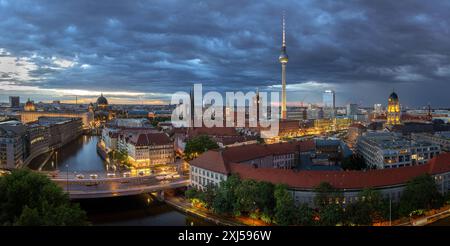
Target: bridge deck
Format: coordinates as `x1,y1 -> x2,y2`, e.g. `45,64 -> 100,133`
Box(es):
50,171 -> 190,199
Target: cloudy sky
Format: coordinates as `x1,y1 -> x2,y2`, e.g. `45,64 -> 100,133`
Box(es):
0,0 -> 449,107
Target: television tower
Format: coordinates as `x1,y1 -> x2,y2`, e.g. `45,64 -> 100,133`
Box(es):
279,13 -> 289,120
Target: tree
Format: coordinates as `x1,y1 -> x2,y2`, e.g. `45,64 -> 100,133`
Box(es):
313,182 -> 341,209
341,154 -> 367,170
254,181 -> 275,217
212,175 -> 240,215
345,202 -> 372,225
184,135 -> 219,161
399,174 -> 444,216
203,183 -> 217,209
345,188 -> 388,225
0,169 -> 89,226
234,179 -> 259,214
319,203 -> 344,226
274,184 -> 296,225
185,188 -> 199,200
294,203 -> 314,226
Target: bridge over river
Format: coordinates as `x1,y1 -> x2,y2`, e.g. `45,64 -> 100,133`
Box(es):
48,171 -> 190,199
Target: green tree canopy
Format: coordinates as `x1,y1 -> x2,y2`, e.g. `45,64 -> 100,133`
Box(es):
184,135 -> 219,161
274,184 -> 297,225
399,174 -> 444,216
254,181 -> 275,216
318,203 -> 344,226
234,179 -> 259,214
313,182 -> 342,209
0,169 -> 89,226
294,203 -> 314,226
212,175 -> 241,215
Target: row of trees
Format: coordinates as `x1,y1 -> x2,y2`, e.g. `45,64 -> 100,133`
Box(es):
0,169 -> 89,226
186,174 -> 446,225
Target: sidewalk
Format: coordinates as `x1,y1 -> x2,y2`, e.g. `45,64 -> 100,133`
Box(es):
165,196 -> 245,226
374,205 -> 450,226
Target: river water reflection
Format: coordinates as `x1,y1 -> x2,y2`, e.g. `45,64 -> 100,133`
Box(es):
78,194 -> 213,226
29,135 -> 107,173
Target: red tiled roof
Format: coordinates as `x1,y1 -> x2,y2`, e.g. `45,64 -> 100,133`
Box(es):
189,140 -> 315,173
188,127 -> 239,137
221,140 -> 315,163
219,135 -> 257,145
129,132 -> 172,146
189,150 -> 228,174
229,153 -> 450,190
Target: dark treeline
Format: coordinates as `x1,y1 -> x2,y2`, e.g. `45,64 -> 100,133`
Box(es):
186,174 -> 447,225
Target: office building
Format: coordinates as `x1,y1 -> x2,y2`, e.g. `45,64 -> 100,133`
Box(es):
411,132 -> 450,152
0,121 -> 26,169
346,103 -> 358,117
9,96 -> 20,108
323,90 -> 335,119
356,132 -> 440,169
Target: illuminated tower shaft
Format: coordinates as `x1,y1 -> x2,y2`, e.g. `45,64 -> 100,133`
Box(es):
281,63 -> 287,119
279,14 -> 288,120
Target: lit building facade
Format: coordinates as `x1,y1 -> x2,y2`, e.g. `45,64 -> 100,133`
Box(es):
0,121 -> 26,169
38,117 -> 83,148
411,132 -> 450,152
24,98 -> 36,112
190,165 -> 228,191
356,132 -> 440,169
122,132 -> 174,168
387,91 -> 401,125
19,111 -> 94,130
323,90 -> 335,119
286,106 -> 307,120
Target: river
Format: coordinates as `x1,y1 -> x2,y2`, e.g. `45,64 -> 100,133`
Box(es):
28,135 -> 213,226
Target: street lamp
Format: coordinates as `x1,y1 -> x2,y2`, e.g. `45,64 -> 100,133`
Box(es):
389,195 -> 392,226
66,164 -> 69,193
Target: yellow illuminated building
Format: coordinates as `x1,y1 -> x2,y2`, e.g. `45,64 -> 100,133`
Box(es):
24,98 -> 36,112
387,91 -> 401,125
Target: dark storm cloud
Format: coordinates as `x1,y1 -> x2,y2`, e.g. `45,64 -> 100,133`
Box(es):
0,0 -> 449,106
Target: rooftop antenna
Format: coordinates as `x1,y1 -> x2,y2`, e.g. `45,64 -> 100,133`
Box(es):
282,11 -> 286,47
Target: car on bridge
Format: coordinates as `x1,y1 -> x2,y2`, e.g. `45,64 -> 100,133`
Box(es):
76,174 -> 85,179
90,174 -> 98,179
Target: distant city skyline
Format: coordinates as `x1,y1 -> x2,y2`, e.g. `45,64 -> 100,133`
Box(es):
1,1 -> 450,107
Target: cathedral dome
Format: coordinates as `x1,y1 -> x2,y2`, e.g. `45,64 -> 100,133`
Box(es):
96,93 -> 108,106
389,92 -> 398,101
24,98 -> 36,111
